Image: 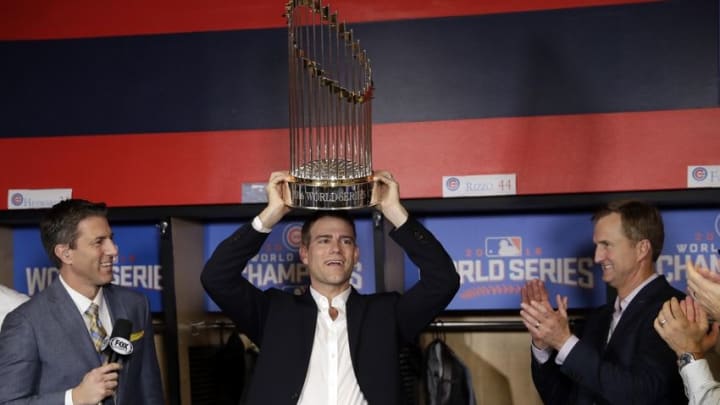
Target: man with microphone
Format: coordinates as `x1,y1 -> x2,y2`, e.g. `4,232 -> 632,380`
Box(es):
0,199 -> 164,404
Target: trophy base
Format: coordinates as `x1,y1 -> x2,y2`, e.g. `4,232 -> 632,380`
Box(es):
286,177 -> 376,210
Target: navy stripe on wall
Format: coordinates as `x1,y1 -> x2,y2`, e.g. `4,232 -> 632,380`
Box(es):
0,0 -> 717,137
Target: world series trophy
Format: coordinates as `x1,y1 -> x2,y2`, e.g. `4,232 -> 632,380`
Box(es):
284,0 -> 375,210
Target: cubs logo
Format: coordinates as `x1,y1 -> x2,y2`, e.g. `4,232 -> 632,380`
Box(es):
445,177 -> 460,191
692,167 -> 708,181
282,223 -> 303,251
10,193 -> 24,207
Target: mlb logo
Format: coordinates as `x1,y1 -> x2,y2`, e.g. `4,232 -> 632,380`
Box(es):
485,237 -> 522,257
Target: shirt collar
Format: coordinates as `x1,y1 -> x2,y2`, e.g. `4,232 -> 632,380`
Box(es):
58,274 -> 104,314
309,285 -> 351,312
616,273 -> 659,312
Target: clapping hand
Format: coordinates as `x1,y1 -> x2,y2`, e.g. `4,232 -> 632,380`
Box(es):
520,279 -> 572,351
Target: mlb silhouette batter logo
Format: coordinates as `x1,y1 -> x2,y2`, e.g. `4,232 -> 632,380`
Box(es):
485,237 -> 522,257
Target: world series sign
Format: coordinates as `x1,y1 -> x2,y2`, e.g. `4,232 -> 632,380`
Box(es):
405,209 -> 720,311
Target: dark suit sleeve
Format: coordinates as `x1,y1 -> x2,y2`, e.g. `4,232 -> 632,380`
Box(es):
390,217 -> 460,342
531,278 -> 685,404
201,223 -> 270,344
557,282 -> 684,405
530,350 -> 574,404
0,310 -> 65,404
560,321 -> 681,404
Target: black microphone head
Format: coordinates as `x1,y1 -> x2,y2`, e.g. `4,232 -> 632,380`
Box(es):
110,319 -> 132,339
104,319 -> 134,362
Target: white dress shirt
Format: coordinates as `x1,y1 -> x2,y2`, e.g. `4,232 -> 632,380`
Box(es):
251,217 -> 367,404
297,286 -> 367,405
681,359 -> 720,405
58,275 -> 112,405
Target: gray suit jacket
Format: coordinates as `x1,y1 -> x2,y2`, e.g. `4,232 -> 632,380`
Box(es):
0,280 -> 164,404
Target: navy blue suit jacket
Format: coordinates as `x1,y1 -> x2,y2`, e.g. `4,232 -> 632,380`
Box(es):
201,217 -> 460,405
531,276 -> 686,404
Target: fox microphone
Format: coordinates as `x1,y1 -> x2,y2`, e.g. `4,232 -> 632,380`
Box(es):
102,318 -> 134,364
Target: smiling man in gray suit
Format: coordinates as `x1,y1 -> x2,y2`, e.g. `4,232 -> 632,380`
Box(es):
0,199 -> 164,405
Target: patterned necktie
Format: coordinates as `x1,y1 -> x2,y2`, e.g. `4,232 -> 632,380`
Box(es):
85,303 -> 107,352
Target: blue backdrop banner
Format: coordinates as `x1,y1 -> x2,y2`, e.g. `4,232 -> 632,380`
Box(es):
12,224 -> 163,312
203,218 -> 376,312
405,209 -> 720,311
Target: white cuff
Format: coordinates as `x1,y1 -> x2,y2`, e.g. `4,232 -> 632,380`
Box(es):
555,335 -> 579,365
531,342 -> 553,364
680,358 -> 719,403
252,216 -> 272,233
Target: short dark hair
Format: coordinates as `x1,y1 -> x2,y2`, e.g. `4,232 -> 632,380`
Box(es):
40,199 -> 108,267
592,199 -> 664,262
301,210 -> 357,247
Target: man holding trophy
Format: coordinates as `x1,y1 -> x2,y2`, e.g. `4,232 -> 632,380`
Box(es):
202,2 -> 460,403
201,169 -> 459,405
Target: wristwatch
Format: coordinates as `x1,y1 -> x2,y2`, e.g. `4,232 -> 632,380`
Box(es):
678,352 -> 703,370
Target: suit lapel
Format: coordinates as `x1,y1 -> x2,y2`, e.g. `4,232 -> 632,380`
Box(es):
581,303 -> 613,351
104,285 -> 130,328
346,289 -> 367,364
608,277 -> 664,343
103,286 -> 130,405
297,291 -> 319,378
46,280 -> 101,367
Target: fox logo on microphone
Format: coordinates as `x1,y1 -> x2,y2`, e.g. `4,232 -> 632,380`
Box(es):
102,336 -> 134,356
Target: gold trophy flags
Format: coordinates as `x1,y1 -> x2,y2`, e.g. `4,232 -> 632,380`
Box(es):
285,0 -> 375,209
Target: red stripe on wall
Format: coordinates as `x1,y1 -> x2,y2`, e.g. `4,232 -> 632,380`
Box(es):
374,108 -> 720,198
0,108 -> 717,209
0,0 -> 658,40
